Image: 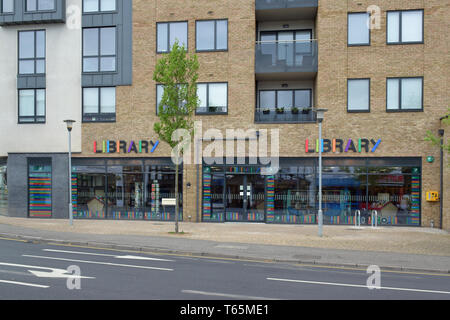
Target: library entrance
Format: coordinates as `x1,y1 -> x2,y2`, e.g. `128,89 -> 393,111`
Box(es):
202,165 -> 266,222
225,173 -> 265,222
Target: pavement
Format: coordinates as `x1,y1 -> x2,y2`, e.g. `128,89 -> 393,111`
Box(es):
0,216 -> 450,274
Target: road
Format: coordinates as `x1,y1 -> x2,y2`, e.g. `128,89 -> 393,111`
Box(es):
0,237 -> 449,302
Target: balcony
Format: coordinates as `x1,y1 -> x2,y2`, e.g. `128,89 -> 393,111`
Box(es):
256,0 -> 318,21
255,107 -> 316,123
255,40 -> 318,80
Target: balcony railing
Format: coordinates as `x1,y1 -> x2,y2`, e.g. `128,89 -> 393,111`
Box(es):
256,0 -> 318,10
255,108 -> 317,123
255,40 -> 318,75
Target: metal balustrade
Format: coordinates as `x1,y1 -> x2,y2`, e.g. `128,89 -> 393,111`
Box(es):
255,40 -> 318,75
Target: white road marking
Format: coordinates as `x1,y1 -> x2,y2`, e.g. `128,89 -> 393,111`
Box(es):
181,290 -> 279,300
0,279 -> 49,289
23,255 -> 173,272
0,262 -> 94,279
267,277 -> 450,295
42,249 -> 173,262
28,269 -> 95,279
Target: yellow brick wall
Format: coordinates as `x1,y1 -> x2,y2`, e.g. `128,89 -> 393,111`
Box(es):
78,0 -> 449,224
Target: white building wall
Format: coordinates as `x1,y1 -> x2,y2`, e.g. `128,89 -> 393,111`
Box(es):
0,0 -> 82,157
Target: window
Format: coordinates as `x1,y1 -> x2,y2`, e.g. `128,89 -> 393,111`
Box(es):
26,0 -> 55,12
197,83 -> 228,114
19,30 -> 45,75
387,10 -> 423,44
18,89 -> 46,123
83,87 -> 116,122
83,0 -> 116,13
196,19 -> 228,51
347,79 -> 370,112
259,30 -> 312,66
1,0 -> 14,13
348,12 -> 370,46
259,89 -> 312,111
157,22 -> 188,53
156,84 -> 190,115
387,77 -> 423,111
83,27 -> 116,72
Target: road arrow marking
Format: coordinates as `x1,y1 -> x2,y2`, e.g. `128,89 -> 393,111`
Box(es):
28,269 -> 95,279
42,249 -> 173,262
0,262 -> 95,280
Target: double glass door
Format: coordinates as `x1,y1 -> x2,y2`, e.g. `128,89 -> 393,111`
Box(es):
225,174 -> 265,222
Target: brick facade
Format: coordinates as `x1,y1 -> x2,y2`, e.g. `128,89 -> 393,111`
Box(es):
77,0 -> 449,227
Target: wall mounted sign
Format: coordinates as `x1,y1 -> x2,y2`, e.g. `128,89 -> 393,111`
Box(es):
93,140 -> 160,154
305,139 -> 381,153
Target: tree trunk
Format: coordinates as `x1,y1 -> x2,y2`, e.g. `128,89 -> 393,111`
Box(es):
174,159 -> 179,234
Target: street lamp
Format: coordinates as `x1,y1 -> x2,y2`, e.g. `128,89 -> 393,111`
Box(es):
64,120 -> 75,226
316,109 -> 328,237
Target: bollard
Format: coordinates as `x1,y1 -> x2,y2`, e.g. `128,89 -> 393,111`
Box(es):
355,210 -> 361,228
371,210 -> 378,228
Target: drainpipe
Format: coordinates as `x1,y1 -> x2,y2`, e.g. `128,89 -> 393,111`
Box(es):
438,128 -> 445,229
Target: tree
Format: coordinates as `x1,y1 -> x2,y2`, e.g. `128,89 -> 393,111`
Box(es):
425,108 -> 450,157
153,41 -> 199,233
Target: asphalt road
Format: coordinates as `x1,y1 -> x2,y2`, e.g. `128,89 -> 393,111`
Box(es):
0,237 -> 449,302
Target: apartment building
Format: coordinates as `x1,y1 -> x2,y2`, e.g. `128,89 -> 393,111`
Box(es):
0,0 -> 448,229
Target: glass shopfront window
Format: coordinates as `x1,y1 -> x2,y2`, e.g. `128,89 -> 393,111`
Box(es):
202,158 -> 421,226
271,166 -> 316,224
73,160 -> 182,221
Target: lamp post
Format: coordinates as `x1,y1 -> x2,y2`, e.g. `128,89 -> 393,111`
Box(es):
316,109 -> 328,237
64,120 -> 75,226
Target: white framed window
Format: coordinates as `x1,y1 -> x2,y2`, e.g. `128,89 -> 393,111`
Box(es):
348,12 -> 370,46
19,89 -> 46,123
387,77 -> 423,111
157,21 -> 188,53
347,79 -> 370,112
83,87 -> 116,122
387,10 -> 423,44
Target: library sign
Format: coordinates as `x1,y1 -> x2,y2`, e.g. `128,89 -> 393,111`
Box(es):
93,140 -> 160,154
305,138 -> 382,153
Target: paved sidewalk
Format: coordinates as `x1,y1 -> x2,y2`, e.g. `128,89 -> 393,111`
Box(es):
0,216 -> 449,273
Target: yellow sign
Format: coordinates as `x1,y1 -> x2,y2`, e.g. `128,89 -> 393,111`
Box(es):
426,191 -> 439,202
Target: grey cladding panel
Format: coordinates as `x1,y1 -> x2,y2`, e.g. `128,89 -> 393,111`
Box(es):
0,0 -> 66,26
82,0 -> 132,87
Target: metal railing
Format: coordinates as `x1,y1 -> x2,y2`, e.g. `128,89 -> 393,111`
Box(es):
255,39 -> 318,74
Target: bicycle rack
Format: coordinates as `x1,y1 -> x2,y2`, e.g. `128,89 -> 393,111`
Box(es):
371,210 -> 378,228
354,210 -> 361,228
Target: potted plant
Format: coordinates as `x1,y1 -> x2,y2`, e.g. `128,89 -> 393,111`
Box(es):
262,108 -> 270,115
302,107 -> 311,114
291,107 -> 299,114
276,107 -> 285,114
208,106 -> 218,113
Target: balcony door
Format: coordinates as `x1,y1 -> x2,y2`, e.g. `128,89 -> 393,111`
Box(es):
260,30 -> 312,67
